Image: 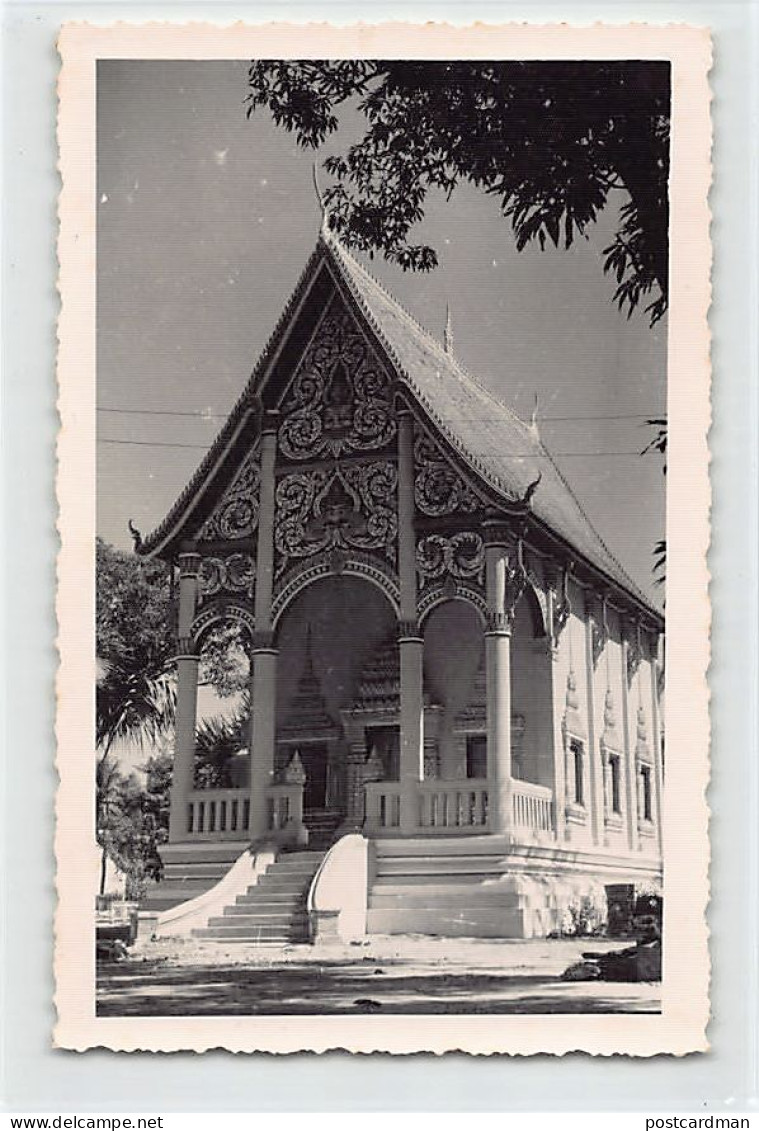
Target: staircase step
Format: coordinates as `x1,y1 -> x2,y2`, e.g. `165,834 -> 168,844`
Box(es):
260,875 -> 316,885
190,847 -> 327,945
268,859 -> 322,874
194,923 -> 308,941
237,890 -> 301,905
226,900 -> 301,915
208,912 -> 308,929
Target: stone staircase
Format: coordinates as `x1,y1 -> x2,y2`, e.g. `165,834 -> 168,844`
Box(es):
366,838 -> 558,939
194,850 -> 325,944
142,842 -> 245,913
303,808 -> 342,850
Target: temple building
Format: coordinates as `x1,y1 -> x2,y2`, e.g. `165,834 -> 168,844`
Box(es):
136,230 -> 664,942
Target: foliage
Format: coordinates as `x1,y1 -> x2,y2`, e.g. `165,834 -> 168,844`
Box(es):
199,621 -> 250,699
247,60 -> 670,325
194,691 -> 251,787
97,754 -> 169,898
556,885 -> 609,938
640,418 -> 667,585
96,538 -> 177,754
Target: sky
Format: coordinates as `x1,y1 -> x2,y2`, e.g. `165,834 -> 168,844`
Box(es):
97,60 -> 666,607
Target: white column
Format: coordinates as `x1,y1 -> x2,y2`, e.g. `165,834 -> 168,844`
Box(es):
484,533 -> 514,837
249,418 -> 279,840
397,410 -> 424,832
649,633 -> 665,855
248,647 -> 278,838
398,629 -> 424,831
621,629 -> 640,852
168,552 -> 200,842
584,602 -> 604,845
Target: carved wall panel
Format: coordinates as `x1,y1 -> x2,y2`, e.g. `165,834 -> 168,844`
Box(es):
198,553 -> 256,598
197,449 -> 261,542
416,531 -> 485,589
278,304 -> 396,461
413,426 -> 481,517
274,462 -> 398,577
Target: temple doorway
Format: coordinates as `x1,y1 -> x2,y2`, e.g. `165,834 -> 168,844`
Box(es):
275,574 -> 398,819
299,743 -> 329,810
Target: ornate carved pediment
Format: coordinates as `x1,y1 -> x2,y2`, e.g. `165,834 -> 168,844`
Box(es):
635,704 -> 651,763
278,303 -> 396,461
413,425 -> 482,517
197,448 -> 261,542
198,552 -> 256,598
416,531 -> 485,590
562,668 -> 586,740
274,462 -> 398,577
600,686 -> 623,755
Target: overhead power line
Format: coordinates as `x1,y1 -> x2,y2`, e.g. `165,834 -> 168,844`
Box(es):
97,437 -> 660,457
97,405 -> 666,423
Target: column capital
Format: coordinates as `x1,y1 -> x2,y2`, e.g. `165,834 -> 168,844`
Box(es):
482,520 -> 513,549
398,618 -> 423,642
250,629 -> 277,653
261,409 -> 281,435
177,552 -> 202,578
484,610 -> 513,636
175,636 -> 199,659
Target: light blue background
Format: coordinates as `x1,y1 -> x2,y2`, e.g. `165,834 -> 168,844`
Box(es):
1,0 -> 757,1112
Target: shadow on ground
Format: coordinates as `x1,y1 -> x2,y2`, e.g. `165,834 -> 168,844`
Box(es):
96,955 -> 660,1016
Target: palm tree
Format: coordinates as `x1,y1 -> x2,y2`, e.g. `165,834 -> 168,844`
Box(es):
96,658 -> 177,758
194,690 -> 251,788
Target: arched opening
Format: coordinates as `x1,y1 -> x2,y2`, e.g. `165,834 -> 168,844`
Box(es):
191,613 -> 253,791
511,589 -> 554,787
275,576 -> 397,816
422,599 -> 484,780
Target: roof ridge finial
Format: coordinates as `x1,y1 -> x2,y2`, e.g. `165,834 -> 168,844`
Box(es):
312,162 -> 329,237
444,302 -> 454,355
529,392 -> 540,442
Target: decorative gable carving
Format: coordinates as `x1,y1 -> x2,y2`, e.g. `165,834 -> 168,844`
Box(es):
277,301 -> 396,461
416,531 -> 485,590
197,448 -> 261,542
413,425 -> 482,517
274,462 -> 398,578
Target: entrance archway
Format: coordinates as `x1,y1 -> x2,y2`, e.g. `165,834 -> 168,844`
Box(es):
274,576 -> 398,819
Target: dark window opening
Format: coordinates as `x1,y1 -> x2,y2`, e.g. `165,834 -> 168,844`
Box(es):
640,764 -> 653,821
610,754 -> 621,813
571,739 -> 584,806
466,734 -> 488,780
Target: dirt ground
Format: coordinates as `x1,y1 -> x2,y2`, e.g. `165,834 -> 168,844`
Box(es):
96,934 -> 661,1016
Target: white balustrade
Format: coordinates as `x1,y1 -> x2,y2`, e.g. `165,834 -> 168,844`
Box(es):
511,780 -> 554,835
417,780 -> 490,832
364,783 -> 402,831
266,782 -> 304,833
186,789 -> 250,840
364,780 -> 490,833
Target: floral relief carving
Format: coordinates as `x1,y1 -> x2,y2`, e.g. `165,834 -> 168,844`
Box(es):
278,305 -> 396,461
413,427 -> 481,516
198,449 -> 261,542
416,531 -> 485,588
274,462 -> 398,576
198,553 -> 256,597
